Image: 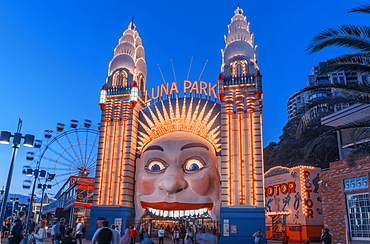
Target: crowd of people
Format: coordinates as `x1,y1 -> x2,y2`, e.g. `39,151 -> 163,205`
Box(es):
1,211 -> 87,244
3,212 -> 333,244
90,221 -> 219,244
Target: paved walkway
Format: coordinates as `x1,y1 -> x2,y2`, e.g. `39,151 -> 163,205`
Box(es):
0,238 -> 304,244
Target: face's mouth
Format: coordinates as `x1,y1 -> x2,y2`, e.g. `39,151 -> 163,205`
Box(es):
141,201 -> 213,217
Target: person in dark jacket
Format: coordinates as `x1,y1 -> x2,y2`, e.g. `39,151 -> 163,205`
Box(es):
321,228 -> 332,244
61,228 -> 76,244
8,211 -> 26,244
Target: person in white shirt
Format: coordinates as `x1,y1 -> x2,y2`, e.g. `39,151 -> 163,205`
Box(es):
75,219 -> 84,244
158,227 -> 164,244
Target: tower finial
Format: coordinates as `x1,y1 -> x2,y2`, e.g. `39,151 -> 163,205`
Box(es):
130,16 -> 135,29
235,3 -> 243,15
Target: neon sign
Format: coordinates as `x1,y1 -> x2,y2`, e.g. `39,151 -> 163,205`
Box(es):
144,81 -> 219,103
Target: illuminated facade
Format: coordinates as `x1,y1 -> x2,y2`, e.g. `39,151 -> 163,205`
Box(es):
264,166 -> 323,242
89,6 -> 265,243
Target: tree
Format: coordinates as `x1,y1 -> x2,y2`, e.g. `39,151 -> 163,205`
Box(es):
303,4 -> 370,164
264,117 -> 338,171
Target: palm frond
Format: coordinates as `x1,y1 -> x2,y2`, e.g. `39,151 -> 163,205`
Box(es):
318,63 -> 370,74
307,35 -> 370,54
327,53 -> 370,65
306,25 -> 370,54
349,4 -> 370,14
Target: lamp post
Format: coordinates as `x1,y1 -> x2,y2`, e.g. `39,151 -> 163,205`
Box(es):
36,172 -> 54,222
0,119 -> 34,233
25,169 -> 46,224
10,197 -> 19,220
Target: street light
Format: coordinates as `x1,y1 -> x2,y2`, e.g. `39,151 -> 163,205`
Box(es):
37,172 -> 54,222
0,119 -> 35,233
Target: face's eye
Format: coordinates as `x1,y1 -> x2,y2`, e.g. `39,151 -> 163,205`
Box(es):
145,159 -> 167,173
184,158 -> 205,173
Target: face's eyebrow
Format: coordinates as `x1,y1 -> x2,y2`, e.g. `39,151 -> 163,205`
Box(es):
180,143 -> 209,151
143,145 -> 164,153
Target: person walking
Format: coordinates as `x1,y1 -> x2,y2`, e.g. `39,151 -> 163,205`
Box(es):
158,227 -> 164,244
27,218 -> 36,235
140,232 -> 154,244
75,219 -> 83,244
187,226 -> 195,244
129,225 -> 137,243
321,228 -> 332,244
33,221 -> 46,244
110,225 -> 120,244
253,228 -> 264,244
92,220 -> 113,244
8,211 -> 26,244
119,228 -> 133,244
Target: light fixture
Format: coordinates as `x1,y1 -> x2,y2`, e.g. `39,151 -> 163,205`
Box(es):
39,170 -> 46,177
0,131 -> 11,144
26,169 -> 33,176
23,134 -> 35,147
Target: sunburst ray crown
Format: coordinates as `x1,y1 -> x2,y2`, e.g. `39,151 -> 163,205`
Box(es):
137,97 -> 221,153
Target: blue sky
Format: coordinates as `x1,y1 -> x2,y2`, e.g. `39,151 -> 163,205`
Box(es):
0,0 -> 368,196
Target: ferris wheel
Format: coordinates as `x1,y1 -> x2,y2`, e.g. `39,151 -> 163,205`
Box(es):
23,119 -> 100,193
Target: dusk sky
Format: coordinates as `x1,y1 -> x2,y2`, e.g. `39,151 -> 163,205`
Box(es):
0,0 -> 368,197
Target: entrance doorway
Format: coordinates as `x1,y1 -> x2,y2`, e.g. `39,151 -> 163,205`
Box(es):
139,214 -> 219,243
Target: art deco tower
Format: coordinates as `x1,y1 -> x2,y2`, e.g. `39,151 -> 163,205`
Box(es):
89,22 -> 147,235
218,6 -> 265,242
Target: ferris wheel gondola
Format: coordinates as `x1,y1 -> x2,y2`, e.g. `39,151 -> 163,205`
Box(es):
23,119 -> 99,194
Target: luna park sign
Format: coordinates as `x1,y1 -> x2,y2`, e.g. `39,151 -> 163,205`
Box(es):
144,81 -> 219,103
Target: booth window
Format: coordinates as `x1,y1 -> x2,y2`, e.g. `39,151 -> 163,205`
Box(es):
347,193 -> 370,239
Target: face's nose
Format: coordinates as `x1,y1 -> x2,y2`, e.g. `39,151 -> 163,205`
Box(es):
158,164 -> 188,194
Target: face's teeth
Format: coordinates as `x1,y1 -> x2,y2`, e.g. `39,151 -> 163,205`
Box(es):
169,211 -> 174,217
180,211 -> 184,217
163,211 -> 168,217
204,208 -> 208,213
160,210 -> 164,217
155,209 -> 160,215
199,209 -> 204,215
185,210 -> 190,216
174,211 -> 179,218
190,210 -> 195,216
195,210 -> 199,215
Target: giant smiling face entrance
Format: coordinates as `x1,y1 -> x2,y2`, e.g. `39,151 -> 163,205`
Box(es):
135,97 -> 222,223
135,131 -> 221,221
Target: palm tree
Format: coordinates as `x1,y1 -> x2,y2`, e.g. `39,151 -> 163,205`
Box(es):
302,4 -> 370,164
306,4 -> 370,74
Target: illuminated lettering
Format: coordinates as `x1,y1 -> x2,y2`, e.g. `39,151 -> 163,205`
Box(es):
265,182 -> 296,197
145,90 -> 152,103
305,208 -> 313,218
183,80 -> 192,94
151,86 -> 160,100
305,199 -> 313,208
209,83 -> 218,98
199,81 -> 208,95
190,81 -> 199,94
287,182 -> 296,193
169,82 -> 179,94
160,83 -> 170,96
280,183 -> 288,194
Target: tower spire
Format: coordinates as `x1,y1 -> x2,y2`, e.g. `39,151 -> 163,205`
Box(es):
130,16 -> 135,29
